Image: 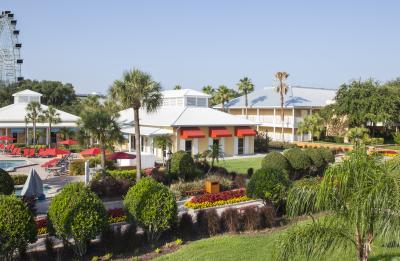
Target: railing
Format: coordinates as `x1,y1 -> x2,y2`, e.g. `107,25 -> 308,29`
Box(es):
235,114 -> 306,128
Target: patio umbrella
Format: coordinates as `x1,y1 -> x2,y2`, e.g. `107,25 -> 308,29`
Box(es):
45,148 -> 70,157
20,169 -> 44,198
80,147 -> 101,156
57,139 -> 78,145
0,136 -> 14,141
107,152 -> 136,160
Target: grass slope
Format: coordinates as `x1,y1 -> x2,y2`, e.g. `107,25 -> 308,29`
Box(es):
214,156 -> 264,174
156,230 -> 400,261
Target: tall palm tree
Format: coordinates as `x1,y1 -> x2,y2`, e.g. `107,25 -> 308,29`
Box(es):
78,102 -> 123,169
237,77 -> 254,118
215,85 -> 232,112
275,72 -> 289,141
40,106 -> 61,147
278,148 -> 400,261
202,85 -> 215,107
174,85 -> 182,90
25,101 -> 42,145
109,69 -> 162,182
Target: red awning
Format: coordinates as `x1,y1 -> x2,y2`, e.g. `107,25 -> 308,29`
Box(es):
209,127 -> 232,138
180,128 -> 205,139
235,127 -> 257,137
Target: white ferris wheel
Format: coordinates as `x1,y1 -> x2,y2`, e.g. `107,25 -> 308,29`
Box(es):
0,11 -> 23,84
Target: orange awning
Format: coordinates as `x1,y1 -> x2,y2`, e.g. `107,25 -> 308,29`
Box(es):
235,127 -> 257,137
180,128 -> 205,139
209,127 -> 232,138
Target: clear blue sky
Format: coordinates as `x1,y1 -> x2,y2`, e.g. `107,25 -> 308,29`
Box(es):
2,0 -> 400,94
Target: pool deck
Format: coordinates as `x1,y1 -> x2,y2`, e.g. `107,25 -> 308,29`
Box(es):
0,154 -> 84,187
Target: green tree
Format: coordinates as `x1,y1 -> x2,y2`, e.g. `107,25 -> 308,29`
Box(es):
277,149 -> 400,261
77,100 -> 123,169
202,85 -> 215,106
0,195 -> 37,261
275,72 -> 289,141
174,85 -> 182,90
205,143 -> 224,173
237,77 -> 254,118
0,169 -> 14,195
110,69 -> 162,181
215,85 -> 232,111
153,135 -> 172,165
25,101 -> 42,145
346,127 -> 369,145
40,106 -> 61,147
296,114 -> 325,142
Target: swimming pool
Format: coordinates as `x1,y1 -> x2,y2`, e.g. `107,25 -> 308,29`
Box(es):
14,184 -> 60,198
0,160 -> 29,170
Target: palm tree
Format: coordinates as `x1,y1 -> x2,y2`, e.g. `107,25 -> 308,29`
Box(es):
77,102 -> 123,169
25,101 -> 42,145
40,106 -> 61,147
237,77 -> 254,118
205,143 -> 223,173
277,148 -> 400,261
174,85 -> 182,90
153,135 -> 172,166
109,69 -> 162,182
202,85 -> 215,107
215,85 -> 232,111
275,71 -> 289,141
59,127 -> 75,141
296,114 -> 325,142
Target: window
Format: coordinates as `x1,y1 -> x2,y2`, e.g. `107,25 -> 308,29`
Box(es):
185,140 -> 192,155
186,97 -> 196,106
238,138 -> 244,155
197,98 -> 207,107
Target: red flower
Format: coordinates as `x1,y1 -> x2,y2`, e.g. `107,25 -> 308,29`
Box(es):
190,189 -> 246,204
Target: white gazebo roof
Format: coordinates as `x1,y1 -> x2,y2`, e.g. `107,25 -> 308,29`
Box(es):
12,90 -> 43,97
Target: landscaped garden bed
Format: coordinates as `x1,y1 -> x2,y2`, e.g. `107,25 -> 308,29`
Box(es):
184,189 -> 250,209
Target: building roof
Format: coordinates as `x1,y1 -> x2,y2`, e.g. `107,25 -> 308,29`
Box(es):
0,103 -> 79,127
118,106 -> 256,128
162,89 -> 211,98
121,126 -> 173,136
214,86 -> 337,109
12,89 -> 42,97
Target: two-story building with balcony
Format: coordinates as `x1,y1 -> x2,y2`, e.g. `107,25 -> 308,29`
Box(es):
118,89 -> 257,160
214,86 -> 336,142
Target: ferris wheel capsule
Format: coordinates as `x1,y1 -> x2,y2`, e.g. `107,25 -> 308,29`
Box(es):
0,11 -> 23,84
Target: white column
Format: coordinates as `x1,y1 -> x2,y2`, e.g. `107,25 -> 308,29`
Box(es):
233,137 -> 238,155
5,128 -> 8,145
193,138 -> 199,155
309,108 -> 313,140
244,136 -> 249,154
208,137 -> 213,149
128,134 -> 132,152
273,108 -> 276,140
220,137 -> 225,156
257,108 -> 260,131
179,139 -> 185,151
292,108 -> 295,142
46,127 -> 49,146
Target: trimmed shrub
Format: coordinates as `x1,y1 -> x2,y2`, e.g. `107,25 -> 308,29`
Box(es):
178,213 -> 195,238
69,160 -> 85,176
196,210 -> 208,235
241,206 -> 261,231
259,206 -> 276,228
221,208 -> 241,233
11,174 -> 27,185
268,141 -> 297,150
107,169 -> 138,182
0,195 -> 37,260
318,148 -> 335,163
205,209 -> 221,236
48,183 -> 108,256
246,168 -> 290,211
304,148 -> 325,169
247,168 -> 254,179
261,152 -> 290,172
170,151 -> 195,180
124,177 -> 177,242
283,148 -> 312,179
90,175 -> 133,198
0,168 -> 14,195
89,156 -> 115,170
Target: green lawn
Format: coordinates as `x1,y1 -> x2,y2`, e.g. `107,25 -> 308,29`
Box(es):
214,156 -> 264,174
381,145 -> 400,151
156,228 -> 400,261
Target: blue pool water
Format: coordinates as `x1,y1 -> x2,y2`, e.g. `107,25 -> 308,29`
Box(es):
0,160 -> 28,170
14,185 -> 52,197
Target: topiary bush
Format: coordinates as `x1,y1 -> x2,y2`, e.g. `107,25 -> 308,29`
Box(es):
283,148 -> 312,179
246,168 -> 290,212
221,208 -> 241,233
241,206 -> 261,231
124,177 -> 177,242
0,168 -> 14,195
48,182 -> 108,257
69,160 -> 85,176
318,148 -> 335,164
261,151 -> 290,172
304,148 -> 326,176
0,195 -> 37,260
170,151 -> 195,180
178,213 -> 195,238
11,174 -> 27,186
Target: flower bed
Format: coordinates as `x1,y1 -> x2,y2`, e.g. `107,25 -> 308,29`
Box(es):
184,189 -> 250,209
35,217 -> 47,235
107,208 -> 127,223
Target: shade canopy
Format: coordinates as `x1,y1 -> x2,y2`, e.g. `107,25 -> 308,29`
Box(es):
235,127 -> 257,137
20,169 -> 44,198
45,148 -> 70,157
0,136 -> 14,141
209,127 -> 232,138
58,139 -> 78,145
107,152 -> 136,160
80,147 -> 101,156
180,128 -> 205,139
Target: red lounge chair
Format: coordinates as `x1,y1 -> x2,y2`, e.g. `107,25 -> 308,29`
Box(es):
23,148 -> 30,157
10,148 -> 21,157
38,148 -> 46,157
0,144 -> 4,149
41,158 -> 60,168
28,148 -> 36,158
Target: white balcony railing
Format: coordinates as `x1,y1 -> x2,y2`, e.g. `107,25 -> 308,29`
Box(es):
235,114 -> 306,128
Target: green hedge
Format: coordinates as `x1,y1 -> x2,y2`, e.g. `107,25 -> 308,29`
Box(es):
261,152 -> 290,172
303,148 -> 325,168
69,160 -> 85,176
107,169 -> 139,182
0,169 -> 14,195
170,151 -> 195,180
317,148 -> 335,163
11,174 -> 28,185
